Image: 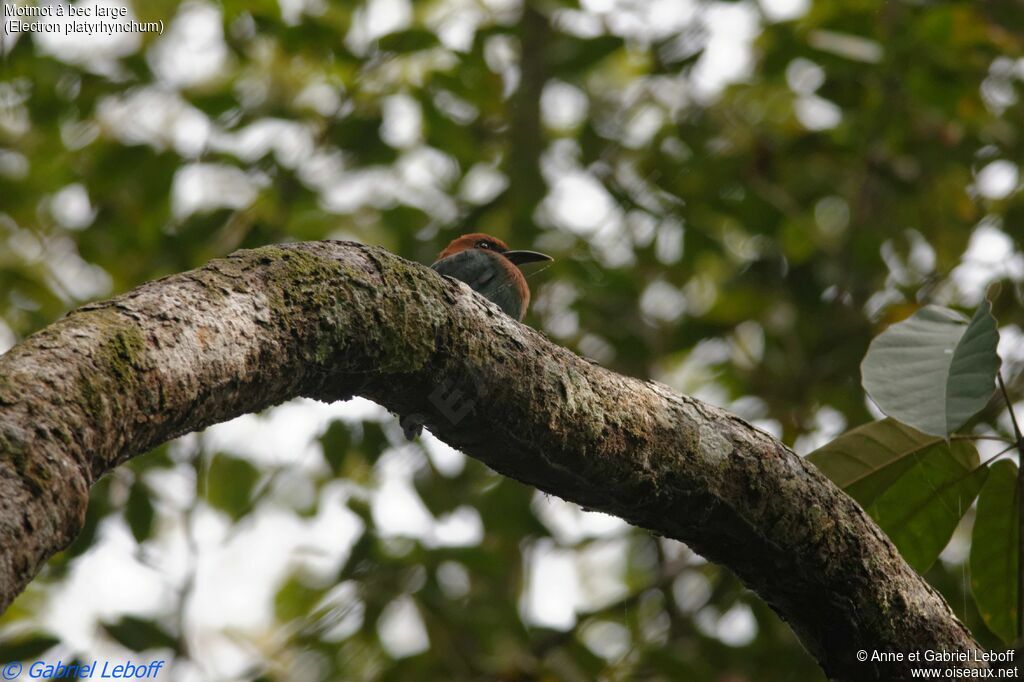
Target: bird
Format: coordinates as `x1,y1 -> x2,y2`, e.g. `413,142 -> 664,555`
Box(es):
431,233 -> 552,321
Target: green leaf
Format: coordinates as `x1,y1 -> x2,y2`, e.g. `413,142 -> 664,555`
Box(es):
970,459 -> 1019,645
377,29 -> 440,53
320,420 -> 353,475
125,480 -> 155,543
275,574 -> 327,622
101,616 -> 178,652
861,302 -> 1001,436
359,421 -> 389,463
0,634 -> 60,663
807,418 -> 974,507
866,441 -> 986,573
203,454 -> 260,521
550,35 -> 625,74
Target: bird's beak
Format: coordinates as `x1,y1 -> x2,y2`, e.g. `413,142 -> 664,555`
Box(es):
503,250 -> 553,266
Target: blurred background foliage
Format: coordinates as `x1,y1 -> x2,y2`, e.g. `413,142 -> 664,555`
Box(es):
1,0 -> 1023,679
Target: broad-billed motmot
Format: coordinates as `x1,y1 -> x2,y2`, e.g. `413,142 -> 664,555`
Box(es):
431,233 -> 552,321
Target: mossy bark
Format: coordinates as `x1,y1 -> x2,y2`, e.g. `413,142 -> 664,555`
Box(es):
0,240 -> 982,680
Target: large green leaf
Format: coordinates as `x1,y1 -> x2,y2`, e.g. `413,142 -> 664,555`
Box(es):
861,302 -> 1001,436
807,418 -> 975,507
549,35 -> 625,74
866,442 -> 987,573
0,633 -> 60,664
377,29 -> 440,53
275,573 -> 328,622
125,479 -> 155,544
202,454 -> 261,521
320,419 -> 353,476
970,459 -> 1019,645
101,616 -> 178,652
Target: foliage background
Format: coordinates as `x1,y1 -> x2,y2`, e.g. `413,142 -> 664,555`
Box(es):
1,0 -> 1023,679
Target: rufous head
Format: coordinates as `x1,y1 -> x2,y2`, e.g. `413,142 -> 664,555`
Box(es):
437,233 -> 552,267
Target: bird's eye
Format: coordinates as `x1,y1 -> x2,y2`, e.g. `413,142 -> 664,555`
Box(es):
476,240 -> 491,249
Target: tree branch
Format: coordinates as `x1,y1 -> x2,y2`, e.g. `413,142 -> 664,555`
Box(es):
0,241 -> 982,679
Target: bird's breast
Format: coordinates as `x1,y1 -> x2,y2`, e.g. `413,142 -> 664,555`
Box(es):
431,250 -> 529,320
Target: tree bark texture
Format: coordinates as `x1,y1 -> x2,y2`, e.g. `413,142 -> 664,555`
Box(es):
0,241 -> 984,679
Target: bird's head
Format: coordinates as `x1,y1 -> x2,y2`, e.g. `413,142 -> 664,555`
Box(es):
437,233 -> 552,267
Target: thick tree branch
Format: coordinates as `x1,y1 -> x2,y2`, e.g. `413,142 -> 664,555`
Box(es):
0,241 -> 982,679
